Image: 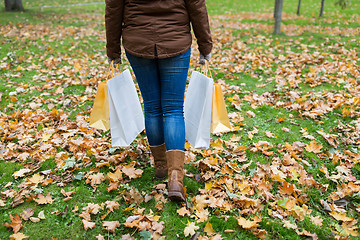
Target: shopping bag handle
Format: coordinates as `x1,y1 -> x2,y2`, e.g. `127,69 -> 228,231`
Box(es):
201,61 -> 214,80
106,61 -> 122,80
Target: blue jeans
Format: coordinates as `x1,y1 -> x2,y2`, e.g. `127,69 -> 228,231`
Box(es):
126,49 -> 191,151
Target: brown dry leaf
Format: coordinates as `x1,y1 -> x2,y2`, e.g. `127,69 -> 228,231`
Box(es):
195,209 -> 209,223
3,214 -> 23,233
82,203 -> 102,215
279,182 -> 295,195
82,219 -> 96,230
329,212 -> 353,222
184,221 -> 199,237
120,234 -> 135,240
310,216 -> 323,227
95,234 -> 105,240
29,217 -> 40,223
282,220 -> 297,230
20,208 -> 34,221
122,165 -> 143,179
102,221 -> 120,233
106,182 -> 119,192
152,221 -> 165,234
34,194 -> 53,205
177,207 -> 191,216
86,173 -> 105,188
105,201 -> 119,212
155,201 -> 164,211
12,168 -> 31,179
204,222 -> 216,236
281,127 -> 290,132
277,116 -> 286,122
79,211 -> 91,221
246,111 -> 256,118
265,131 -> 275,138
305,140 -> 323,153
27,174 -> 44,185
237,216 -> 260,229
61,189 -> 75,198
9,232 -> 28,240
106,169 -> 123,182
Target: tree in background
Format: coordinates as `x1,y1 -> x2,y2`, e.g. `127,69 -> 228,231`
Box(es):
4,0 -> 24,11
297,0 -> 301,15
274,0 -> 283,34
319,0 -> 325,17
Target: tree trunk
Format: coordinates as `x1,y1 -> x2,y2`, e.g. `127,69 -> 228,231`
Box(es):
274,0 -> 283,34
5,0 -> 24,11
319,0 -> 325,17
297,0 -> 301,15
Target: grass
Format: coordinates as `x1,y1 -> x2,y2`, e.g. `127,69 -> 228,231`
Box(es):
1,0 -> 360,239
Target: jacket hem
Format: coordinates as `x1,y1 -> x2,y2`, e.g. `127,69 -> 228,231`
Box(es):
124,45 -> 191,59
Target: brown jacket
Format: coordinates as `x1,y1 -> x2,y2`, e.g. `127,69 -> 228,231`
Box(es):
105,0 -> 212,59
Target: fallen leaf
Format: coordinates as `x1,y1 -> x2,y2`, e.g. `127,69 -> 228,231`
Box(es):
204,222 -> 216,236
9,232 -> 28,240
184,221 -> 199,237
305,140 -> 323,153
103,221 -> 120,233
177,207 -> 191,217
329,212 -> 353,222
105,201 -> 119,212
3,214 -> 23,233
237,216 -> 260,229
82,219 -> 96,230
20,208 -> 34,221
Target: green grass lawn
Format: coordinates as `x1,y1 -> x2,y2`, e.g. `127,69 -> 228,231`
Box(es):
1,0 -> 360,239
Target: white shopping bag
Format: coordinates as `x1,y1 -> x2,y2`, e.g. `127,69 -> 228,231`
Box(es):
184,71 -> 213,149
107,69 -> 145,147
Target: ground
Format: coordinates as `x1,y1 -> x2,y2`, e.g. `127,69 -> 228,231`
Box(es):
0,0 -> 360,239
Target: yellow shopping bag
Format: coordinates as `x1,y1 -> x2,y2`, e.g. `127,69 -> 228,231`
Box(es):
211,83 -> 231,133
89,63 -> 119,131
205,65 -> 231,134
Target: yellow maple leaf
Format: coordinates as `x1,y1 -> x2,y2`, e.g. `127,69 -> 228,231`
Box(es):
237,216 -> 260,229
305,140 -> 323,153
329,212 -> 353,222
27,174 -> 44,185
204,222 -> 216,236
82,220 -> 96,231
103,221 -> 120,233
10,232 -> 28,240
177,207 -> 190,216
34,194 -> 53,205
184,221 -> 199,237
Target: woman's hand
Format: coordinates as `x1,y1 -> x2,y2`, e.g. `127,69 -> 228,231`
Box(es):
199,53 -> 211,65
108,57 -> 122,66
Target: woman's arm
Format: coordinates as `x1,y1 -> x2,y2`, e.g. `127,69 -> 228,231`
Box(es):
185,0 -> 213,56
105,0 -> 124,61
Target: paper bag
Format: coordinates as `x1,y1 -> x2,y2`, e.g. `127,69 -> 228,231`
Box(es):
107,69 -> 145,147
89,81 -> 110,131
211,83 -> 231,133
184,71 -> 213,149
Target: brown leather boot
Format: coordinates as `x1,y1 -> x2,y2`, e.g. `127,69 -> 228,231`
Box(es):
149,144 -> 167,180
166,150 -> 186,202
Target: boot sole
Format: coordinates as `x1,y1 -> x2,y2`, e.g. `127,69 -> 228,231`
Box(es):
168,191 -> 186,202
155,175 -> 167,180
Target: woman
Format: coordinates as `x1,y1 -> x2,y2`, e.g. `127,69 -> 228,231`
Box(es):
105,0 -> 212,202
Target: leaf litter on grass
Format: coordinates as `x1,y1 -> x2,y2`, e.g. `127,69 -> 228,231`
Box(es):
1,6 -> 360,240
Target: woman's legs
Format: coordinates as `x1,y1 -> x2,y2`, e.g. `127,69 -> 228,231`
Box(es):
126,49 -> 190,201
125,52 -> 165,147
126,49 -> 191,151
158,49 -> 191,151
